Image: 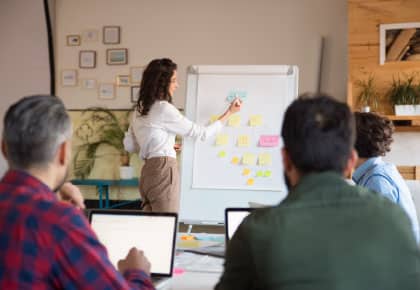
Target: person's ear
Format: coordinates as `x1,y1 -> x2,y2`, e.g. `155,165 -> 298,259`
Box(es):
344,149 -> 358,178
282,148 -> 292,172
57,141 -> 71,166
1,140 -> 7,159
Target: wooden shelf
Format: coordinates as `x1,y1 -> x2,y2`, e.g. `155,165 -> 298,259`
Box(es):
398,166 -> 420,180
385,115 -> 420,132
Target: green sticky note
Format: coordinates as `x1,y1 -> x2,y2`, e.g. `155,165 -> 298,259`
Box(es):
264,170 -> 272,177
218,151 -> 226,158
256,170 -> 264,177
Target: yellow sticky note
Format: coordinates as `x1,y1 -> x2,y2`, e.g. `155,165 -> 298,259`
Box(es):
249,115 -> 263,127
242,153 -> 256,165
228,115 -> 241,127
215,134 -> 229,146
218,151 -> 226,158
258,153 -> 272,166
237,135 -> 250,147
256,170 -> 264,177
264,170 -> 272,177
231,156 -> 240,165
242,168 -> 251,176
247,178 -> 255,186
210,115 -> 219,123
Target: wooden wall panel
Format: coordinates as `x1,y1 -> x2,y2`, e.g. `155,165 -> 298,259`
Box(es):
348,0 -> 420,114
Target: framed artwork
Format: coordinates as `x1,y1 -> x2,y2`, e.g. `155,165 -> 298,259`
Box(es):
79,50 -> 96,69
379,22 -> 420,65
103,26 -> 121,44
66,35 -> 80,46
117,75 -> 130,86
130,66 -> 144,84
131,86 -> 140,103
81,79 -> 97,89
82,29 -> 99,42
99,83 -> 115,100
61,69 -> 77,86
106,48 -> 128,65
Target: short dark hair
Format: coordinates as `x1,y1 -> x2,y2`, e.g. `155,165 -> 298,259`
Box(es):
136,58 -> 177,115
354,112 -> 394,158
3,95 -> 71,170
281,94 -> 355,174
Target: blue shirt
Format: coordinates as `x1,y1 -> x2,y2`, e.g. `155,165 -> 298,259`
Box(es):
353,157 -> 420,243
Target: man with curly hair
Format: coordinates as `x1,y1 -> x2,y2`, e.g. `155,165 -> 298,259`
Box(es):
353,112 -> 419,243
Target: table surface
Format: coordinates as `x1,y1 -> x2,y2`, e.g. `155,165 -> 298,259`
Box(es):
169,269 -> 222,290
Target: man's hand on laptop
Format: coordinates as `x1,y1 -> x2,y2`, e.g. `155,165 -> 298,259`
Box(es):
118,247 -> 151,275
58,182 -> 86,209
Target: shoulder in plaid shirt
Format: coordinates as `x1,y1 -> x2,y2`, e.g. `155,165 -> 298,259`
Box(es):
0,170 -> 155,290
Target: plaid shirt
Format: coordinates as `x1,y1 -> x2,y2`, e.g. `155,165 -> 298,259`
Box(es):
0,170 -> 155,290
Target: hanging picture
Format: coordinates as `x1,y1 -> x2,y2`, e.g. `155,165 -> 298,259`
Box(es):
106,48 -> 128,65
99,83 -> 115,99
61,69 -> 77,86
130,66 -> 144,84
66,35 -> 80,46
81,79 -> 97,89
117,75 -> 130,86
131,86 -> 140,103
82,29 -> 99,42
79,50 -> 96,69
379,22 -> 420,65
103,26 -> 121,44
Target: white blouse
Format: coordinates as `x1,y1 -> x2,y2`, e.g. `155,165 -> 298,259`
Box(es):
124,101 -> 223,160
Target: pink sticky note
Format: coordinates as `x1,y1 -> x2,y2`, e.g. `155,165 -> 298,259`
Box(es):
259,135 -> 279,147
173,267 -> 185,275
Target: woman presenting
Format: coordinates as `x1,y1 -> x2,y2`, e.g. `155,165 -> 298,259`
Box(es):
124,58 -> 242,213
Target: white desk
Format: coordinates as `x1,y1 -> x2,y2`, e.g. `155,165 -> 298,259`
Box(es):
169,270 -> 221,290
167,251 -> 224,290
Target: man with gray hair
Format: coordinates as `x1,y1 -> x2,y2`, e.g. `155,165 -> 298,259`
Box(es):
0,95 -> 154,289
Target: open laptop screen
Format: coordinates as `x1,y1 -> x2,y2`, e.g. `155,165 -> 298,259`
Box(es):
89,210 -> 177,277
225,208 -> 254,241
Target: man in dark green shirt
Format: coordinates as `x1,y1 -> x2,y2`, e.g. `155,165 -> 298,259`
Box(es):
216,95 -> 420,290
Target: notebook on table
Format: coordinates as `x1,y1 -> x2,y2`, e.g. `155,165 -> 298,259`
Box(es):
89,209 -> 178,288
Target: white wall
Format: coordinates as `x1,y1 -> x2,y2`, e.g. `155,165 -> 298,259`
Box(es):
0,0 -> 50,176
385,133 -> 420,165
55,0 -> 347,109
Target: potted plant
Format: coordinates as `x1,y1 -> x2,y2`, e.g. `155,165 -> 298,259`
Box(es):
388,74 -> 419,115
73,108 -> 134,179
416,82 -> 420,114
355,75 -> 379,112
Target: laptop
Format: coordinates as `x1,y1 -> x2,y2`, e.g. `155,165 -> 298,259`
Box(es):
89,209 -> 178,288
225,207 -> 254,242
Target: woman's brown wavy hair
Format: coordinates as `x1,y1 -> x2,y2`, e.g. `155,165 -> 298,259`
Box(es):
136,58 -> 177,115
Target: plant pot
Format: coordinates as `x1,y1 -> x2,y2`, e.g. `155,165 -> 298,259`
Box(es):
119,166 -> 134,179
395,105 -> 416,116
361,106 -> 370,113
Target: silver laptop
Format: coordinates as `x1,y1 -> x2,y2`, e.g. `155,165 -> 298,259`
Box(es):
89,209 -> 177,288
225,208 -> 254,242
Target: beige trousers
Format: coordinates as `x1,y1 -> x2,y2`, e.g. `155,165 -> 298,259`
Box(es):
139,156 -> 180,213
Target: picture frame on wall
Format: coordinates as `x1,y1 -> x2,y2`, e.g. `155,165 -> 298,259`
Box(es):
66,35 -> 80,46
131,86 -> 140,103
61,69 -> 78,86
82,29 -> 99,42
116,75 -> 130,86
99,83 -> 115,100
106,48 -> 128,65
379,22 -> 420,65
81,79 -> 97,89
79,50 -> 96,69
103,26 -> 121,44
130,66 -> 144,84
